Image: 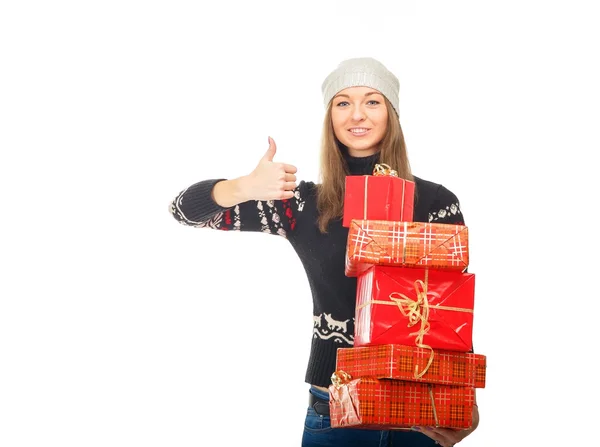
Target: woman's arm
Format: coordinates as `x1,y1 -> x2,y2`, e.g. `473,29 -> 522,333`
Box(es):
169,178 -> 308,238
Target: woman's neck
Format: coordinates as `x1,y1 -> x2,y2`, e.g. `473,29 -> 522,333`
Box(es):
343,147 -> 380,176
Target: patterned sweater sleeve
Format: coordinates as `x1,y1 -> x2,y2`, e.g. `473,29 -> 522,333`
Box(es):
169,179 -> 307,238
427,184 -> 465,225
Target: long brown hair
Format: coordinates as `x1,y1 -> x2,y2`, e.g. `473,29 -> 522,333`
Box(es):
316,98 -> 413,233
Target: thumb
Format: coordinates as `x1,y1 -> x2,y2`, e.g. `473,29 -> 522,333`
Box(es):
262,136 -> 277,162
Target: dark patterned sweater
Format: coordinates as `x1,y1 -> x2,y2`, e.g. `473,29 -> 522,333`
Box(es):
169,151 -> 465,387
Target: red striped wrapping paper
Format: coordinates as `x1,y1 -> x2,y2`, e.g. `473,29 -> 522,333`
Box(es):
336,344 -> 486,388
345,220 -> 469,277
329,373 -> 474,429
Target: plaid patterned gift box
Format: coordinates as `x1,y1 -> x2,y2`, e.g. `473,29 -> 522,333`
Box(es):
336,344 -> 486,388
329,371 -> 474,429
355,266 -> 475,352
342,165 -> 415,228
345,220 -> 469,277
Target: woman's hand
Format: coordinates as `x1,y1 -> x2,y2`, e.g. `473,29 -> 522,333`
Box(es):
413,404 -> 479,447
239,136 -> 298,201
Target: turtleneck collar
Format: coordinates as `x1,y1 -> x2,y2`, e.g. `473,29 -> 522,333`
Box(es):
342,146 -> 381,176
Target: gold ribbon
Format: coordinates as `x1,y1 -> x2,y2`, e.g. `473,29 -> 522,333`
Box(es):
428,384 -> 439,426
363,176 -> 369,219
389,269 -> 434,379
356,269 -> 473,379
373,163 -> 398,177
331,370 -> 352,388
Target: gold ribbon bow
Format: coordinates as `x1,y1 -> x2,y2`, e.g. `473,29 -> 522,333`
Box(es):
331,370 -> 352,388
389,271 -> 435,379
373,163 -> 398,177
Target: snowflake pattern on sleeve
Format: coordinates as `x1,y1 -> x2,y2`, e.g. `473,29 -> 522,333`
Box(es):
172,184 -> 307,239
429,202 -> 462,223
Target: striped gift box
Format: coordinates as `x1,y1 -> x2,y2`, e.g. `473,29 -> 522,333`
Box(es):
345,220 -> 469,277
329,373 -> 474,430
336,344 -> 486,388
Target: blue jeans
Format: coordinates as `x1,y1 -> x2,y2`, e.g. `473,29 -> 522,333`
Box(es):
302,386 -> 437,447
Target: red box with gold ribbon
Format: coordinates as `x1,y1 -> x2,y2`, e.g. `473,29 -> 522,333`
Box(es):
345,220 -> 469,277
354,266 -> 475,352
329,371 -> 474,429
336,344 -> 486,388
342,164 -> 415,228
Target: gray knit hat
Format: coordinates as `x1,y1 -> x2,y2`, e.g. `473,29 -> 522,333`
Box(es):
321,57 -> 400,116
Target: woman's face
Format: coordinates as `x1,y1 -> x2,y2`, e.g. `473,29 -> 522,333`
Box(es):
330,86 -> 389,157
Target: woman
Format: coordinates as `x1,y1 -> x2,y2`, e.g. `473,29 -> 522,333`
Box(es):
169,57 -> 479,446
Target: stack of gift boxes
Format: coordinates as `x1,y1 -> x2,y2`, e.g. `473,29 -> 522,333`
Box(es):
328,164 -> 486,430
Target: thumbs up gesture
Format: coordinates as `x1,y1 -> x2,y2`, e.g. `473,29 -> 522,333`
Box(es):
241,137 -> 298,201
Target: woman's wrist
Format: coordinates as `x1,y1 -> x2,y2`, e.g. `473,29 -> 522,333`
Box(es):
212,177 -> 249,207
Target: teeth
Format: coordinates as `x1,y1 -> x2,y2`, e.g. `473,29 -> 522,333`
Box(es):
350,128 -> 368,134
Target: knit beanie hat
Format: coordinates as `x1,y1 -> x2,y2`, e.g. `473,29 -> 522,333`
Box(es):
321,57 -> 400,117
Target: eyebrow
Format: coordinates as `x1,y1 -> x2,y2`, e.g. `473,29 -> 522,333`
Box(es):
333,91 -> 383,100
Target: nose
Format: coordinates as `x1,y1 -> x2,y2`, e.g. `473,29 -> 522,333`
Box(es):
351,105 -> 366,121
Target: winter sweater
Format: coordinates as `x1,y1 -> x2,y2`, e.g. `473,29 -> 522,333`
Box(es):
169,150 -> 465,387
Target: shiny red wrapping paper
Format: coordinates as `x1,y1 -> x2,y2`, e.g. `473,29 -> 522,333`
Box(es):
345,220 -> 469,277
336,344 -> 486,387
343,175 -> 415,227
354,266 -> 475,351
329,374 -> 474,429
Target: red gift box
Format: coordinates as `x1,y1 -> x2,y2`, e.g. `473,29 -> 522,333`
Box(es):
329,372 -> 474,429
355,266 -> 475,352
345,220 -> 469,277
336,344 -> 486,387
342,167 -> 415,227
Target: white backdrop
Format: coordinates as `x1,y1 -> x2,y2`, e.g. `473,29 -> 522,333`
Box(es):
1,1 -> 598,446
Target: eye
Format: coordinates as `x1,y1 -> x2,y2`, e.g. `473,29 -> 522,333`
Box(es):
367,100 -> 380,105
336,101 -> 349,107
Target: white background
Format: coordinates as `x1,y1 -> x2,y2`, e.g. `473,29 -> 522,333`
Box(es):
1,1 -> 598,446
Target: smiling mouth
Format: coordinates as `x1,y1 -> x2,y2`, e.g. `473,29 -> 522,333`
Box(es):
348,128 -> 370,136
